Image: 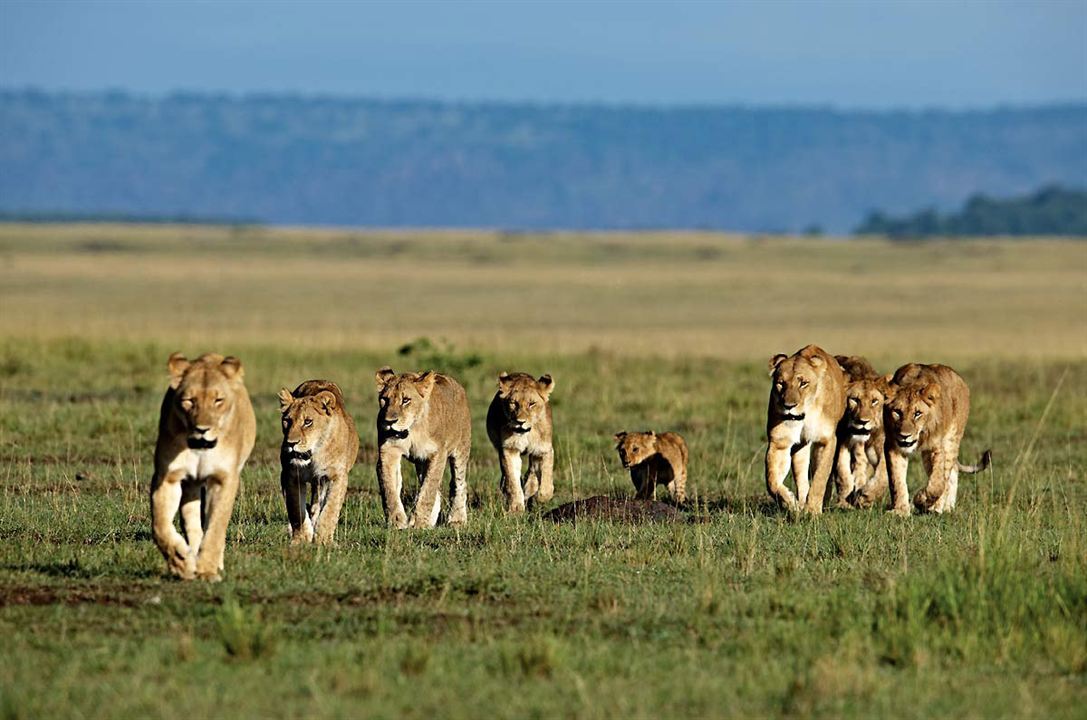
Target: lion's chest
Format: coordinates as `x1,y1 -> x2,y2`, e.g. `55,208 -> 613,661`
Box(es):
167,445 -> 236,482
502,429 -> 546,455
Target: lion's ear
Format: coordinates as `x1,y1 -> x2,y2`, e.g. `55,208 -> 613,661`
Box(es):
375,366 -> 396,390
537,374 -> 555,398
220,356 -> 243,379
414,371 -> 437,397
613,431 -> 626,443
167,353 -> 190,388
497,372 -> 513,393
923,383 -> 941,406
278,388 -> 294,412
315,390 -> 337,415
768,354 -> 788,375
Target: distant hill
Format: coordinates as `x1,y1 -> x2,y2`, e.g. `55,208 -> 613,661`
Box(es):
857,186 -> 1087,238
1,89 -> 1085,232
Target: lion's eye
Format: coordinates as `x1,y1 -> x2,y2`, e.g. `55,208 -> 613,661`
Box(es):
214,397 -> 224,406
799,379 -> 809,388
775,382 -> 784,391
529,401 -> 537,408
282,419 -> 288,428
892,410 -> 902,420
914,410 -> 922,419
303,418 -> 313,427
379,397 -> 387,406
871,399 -> 879,406
848,398 -> 858,407
180,398 -> 194,409
401,397 -> 411,406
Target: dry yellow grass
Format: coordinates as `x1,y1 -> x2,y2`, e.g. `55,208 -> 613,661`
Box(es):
0,222 -> 1084,360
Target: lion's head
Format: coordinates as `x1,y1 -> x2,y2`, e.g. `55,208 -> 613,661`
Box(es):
844,376 -> 890,437
375,367 -> 436,438
884,382 -> 941,452
167,352 -> 245,450
278,388 -> 339,465
613,431 -> 658,468
768,345 -> 833,421
495,372 -> 554,433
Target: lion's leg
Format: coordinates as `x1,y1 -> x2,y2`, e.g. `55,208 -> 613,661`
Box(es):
446,447 -> 469,526
916,446 -> 955,513
179,481 -> 205,569
804,440 -> 835,514
409,458 -> 445,529
633,465 -> 656,500
195,472 -> 239,581
833,441 -> 855,509
377,448 -> 408,529
885,449 -> 911,516
151,469 -> 193,579
500,449 -> 526,514
765,442 -> 799,512
667,460 -> 687,503
791,442 -> 812,507
535,449 -> 555,504
523,455 -> 540,501
314,470 -> 348,545
281,469 -> 313,544
854,451 -> 888,509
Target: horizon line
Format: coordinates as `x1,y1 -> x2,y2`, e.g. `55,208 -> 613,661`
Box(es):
4,85 -> 1086,115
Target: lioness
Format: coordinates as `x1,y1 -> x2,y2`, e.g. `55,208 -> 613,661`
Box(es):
486,372 -> 556,513
884,363 -> 991,516
150,353 -> 256,581
278,380 -> 359,545
375,367 -> 471,528
832,355 -> 890,509
613,431 -> 688,503
766,344 -> 847,513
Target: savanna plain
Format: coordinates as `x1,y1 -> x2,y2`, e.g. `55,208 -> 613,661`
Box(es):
0,224 -> 1085,719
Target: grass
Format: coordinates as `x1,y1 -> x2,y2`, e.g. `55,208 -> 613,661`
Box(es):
0,224 -> 1085,718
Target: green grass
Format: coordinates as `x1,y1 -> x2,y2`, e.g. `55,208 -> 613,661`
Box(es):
0,338 -> 1084,719
0,226 -> 1085,717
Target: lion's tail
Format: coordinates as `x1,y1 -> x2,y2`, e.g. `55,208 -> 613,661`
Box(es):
958,449 -> 992,474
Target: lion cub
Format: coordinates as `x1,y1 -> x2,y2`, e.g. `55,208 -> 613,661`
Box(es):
832,355 -> 890,509
375,367 -> 471,529
884,363 -> 991,516
765,344 -> 847,513
613,431 -> 688,503
150,353 -> 256,581
278,380 -> 359,545
486,372 -> 556,513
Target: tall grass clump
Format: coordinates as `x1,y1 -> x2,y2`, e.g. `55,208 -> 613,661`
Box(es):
216,594 -> 277,661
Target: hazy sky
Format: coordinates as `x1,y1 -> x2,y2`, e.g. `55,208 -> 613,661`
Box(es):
2,0 -> 1085,108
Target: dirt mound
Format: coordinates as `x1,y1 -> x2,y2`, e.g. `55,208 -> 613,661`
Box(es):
542,495 -> 684,524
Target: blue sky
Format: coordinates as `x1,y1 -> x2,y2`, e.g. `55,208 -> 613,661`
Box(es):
2,0 -> 1085,108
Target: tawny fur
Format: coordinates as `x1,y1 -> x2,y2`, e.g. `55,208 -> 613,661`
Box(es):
375,367 -> 471,529
614,431 -> 689,503
884,363 -> 990,516
765,344 -> 848,513
832,355 -> 890,510
150,352 -> 256,581
486,372 -> 556,513
278,380 -> 359,545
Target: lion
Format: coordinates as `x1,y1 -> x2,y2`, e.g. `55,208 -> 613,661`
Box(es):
884,363 -> 992,516
486,372 -> 556,513
278,380 -> 359,545
613,431 -> 688,503
375,367 -> 471,529
832,355 -> 890,509
765,344 -> 847,513
150,352 -> 256,581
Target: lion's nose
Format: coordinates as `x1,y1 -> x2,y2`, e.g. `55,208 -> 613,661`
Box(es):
194,426 -> 211,436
